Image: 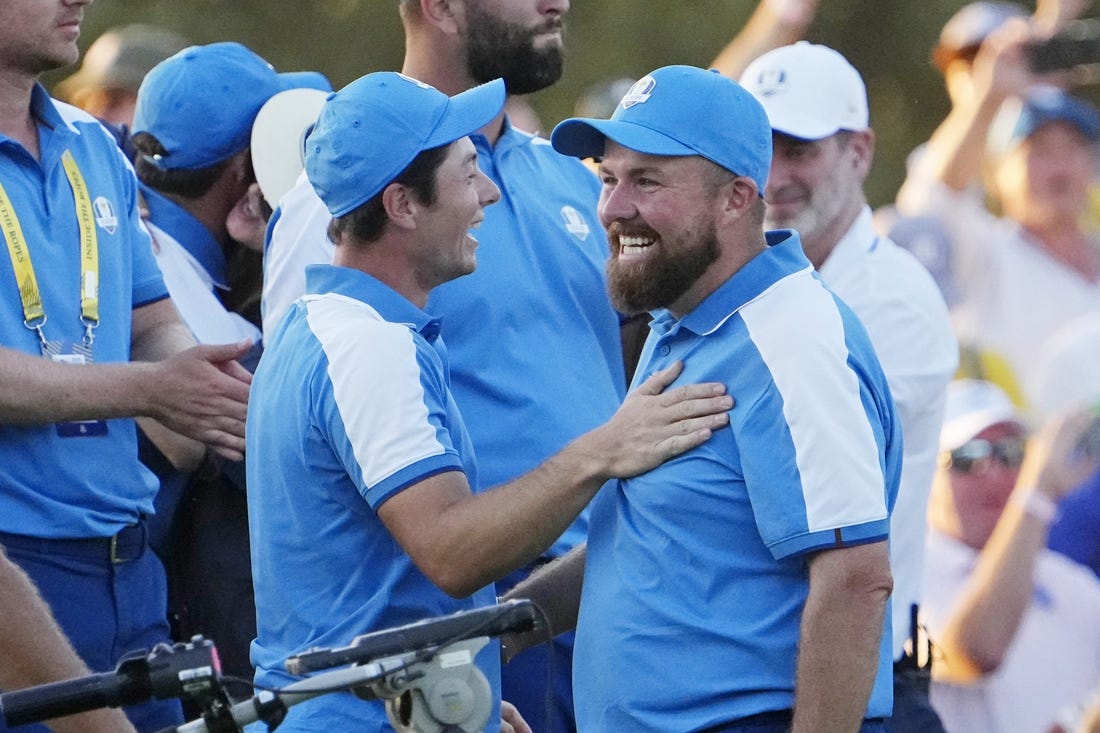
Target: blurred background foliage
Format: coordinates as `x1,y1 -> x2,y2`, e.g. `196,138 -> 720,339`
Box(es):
45,0 -> 1086,208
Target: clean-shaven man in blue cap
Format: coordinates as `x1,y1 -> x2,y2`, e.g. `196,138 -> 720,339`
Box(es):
244,71 -> 734,732
505,65 -> 902,733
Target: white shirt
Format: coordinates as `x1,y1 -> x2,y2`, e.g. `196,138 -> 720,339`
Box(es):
922,529 -> 1100,733
896,176 -> 1100,411
820,207 -> 958,658
261,170 -> 333,337
147,221 -> 261,346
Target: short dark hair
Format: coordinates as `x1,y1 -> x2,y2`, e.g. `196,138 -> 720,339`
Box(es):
328,142 -> 451,245
131,132 -> 233,199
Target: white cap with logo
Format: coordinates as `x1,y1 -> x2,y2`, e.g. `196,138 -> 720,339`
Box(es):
740,41 -> 869,141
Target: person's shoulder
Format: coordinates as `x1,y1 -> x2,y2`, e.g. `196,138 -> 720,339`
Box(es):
52,99 -> 121,144
869,235 -> 952,303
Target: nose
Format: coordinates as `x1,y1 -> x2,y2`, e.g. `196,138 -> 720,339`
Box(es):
478,170 -> 501,208
542,0 -> 569,16
597,183 -> 636,228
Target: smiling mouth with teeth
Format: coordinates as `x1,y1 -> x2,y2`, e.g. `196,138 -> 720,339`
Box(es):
618,234 -> 656,257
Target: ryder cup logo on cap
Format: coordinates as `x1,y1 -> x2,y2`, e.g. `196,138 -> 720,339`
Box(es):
620,76 -> 655,109
550,65 -> 772,194
740,42 -> 869,141
133,42 -> 316,171
305,72 -> 506,217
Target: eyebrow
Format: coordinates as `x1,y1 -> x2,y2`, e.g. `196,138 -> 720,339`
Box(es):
598,163 -> 665,178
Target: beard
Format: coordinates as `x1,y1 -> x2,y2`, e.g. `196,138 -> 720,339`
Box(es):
464,3 -> 565,95
606,221 -> 720,316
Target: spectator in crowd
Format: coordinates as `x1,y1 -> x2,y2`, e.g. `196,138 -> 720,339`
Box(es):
740,41 -> 958,733
246,70 -> 733,732
922,379 -> 1100,733
510,64 -> 900,732
54,22 -> 189,128
128,42 -> 329,682
0,1 -> 252,730
895,18 -> 1100,412
259,2 -> 630,728
882,0 -> 1087,313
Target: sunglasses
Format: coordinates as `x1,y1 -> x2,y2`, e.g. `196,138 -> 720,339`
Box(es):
944,436 -> 1027,474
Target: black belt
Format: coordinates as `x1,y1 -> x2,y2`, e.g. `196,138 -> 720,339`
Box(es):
0,520 -> 147,565
701,711 -> 887,731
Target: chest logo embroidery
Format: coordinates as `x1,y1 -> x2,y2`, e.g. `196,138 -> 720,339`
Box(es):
560,205 -> 590,241
93,196 -> 118,235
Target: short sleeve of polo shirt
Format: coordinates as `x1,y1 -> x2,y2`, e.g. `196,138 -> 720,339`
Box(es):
304,296 -> 466,510
734,275 -> 891,560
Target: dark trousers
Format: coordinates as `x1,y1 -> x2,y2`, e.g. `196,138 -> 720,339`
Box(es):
0,527 -> 184,732
498,565 -> 577,733
889,662 -> 947,733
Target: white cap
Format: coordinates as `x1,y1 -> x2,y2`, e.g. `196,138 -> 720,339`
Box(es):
940,379 -> 1024,452
251,87 -> 329,209
740,41 -> 869,140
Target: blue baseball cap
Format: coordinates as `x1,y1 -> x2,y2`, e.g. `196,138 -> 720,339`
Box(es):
132,42 -> 331,170
1013,87 -> 1100,144
550,65 -> 772,193
305,72 -> 506,217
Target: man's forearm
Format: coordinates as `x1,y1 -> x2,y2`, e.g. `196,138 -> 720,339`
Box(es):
792,542 -> 892,733
0,550 -> 137,733
0,347 -> 159,424
499,544 -> 586,662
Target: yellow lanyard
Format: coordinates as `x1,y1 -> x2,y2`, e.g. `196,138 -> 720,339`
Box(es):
0,149 -> 99,350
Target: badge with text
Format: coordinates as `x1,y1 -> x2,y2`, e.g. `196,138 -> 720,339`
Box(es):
51,352 -> 108,438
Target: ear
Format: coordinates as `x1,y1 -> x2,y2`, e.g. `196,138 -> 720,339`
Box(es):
420,0 -> 460,34
381,182 -> 419,231
718,176 -> 758,216
848,128 -> 875,180
228,150 -> 252,185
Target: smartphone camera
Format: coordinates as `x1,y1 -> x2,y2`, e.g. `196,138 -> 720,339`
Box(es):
1028,19 -> 1100,73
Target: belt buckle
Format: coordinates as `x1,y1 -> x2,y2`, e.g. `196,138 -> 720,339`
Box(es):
110,532 -> 127,564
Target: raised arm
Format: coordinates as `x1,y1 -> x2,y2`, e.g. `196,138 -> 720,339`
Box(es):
710,0 -> 821,80
935,411 -> 1100,681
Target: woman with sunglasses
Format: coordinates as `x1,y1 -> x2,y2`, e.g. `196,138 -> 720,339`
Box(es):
921,379 -> 1100,733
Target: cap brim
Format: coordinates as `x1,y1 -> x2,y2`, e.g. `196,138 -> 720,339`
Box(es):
940,407 -> 1023,452
251,88 -> 330,209
551,117 -> 696,160
278,70 -> 332,93
424,78 -> 506,150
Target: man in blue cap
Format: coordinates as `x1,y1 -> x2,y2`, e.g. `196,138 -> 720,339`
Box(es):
506,65 -> 902,732
0,2 -> 252,732
244,70 -> 734,732
128,42 -> 331,681
261,5 -> 634,728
